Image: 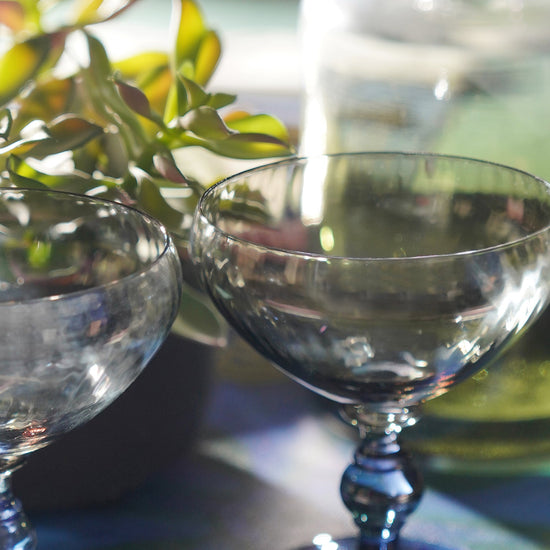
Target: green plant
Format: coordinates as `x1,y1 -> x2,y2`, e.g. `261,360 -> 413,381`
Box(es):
0,0 -> 294,344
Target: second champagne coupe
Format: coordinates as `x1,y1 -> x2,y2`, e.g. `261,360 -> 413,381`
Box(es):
191,152 -> 550,549
0,188 -> 182,549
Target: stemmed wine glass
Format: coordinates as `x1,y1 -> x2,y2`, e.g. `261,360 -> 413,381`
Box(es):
190,152 -> 550,549
0,187 -> 182,549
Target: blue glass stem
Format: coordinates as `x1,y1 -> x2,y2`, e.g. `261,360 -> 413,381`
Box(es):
0,465 -> 36,550
340,411 -> 423,550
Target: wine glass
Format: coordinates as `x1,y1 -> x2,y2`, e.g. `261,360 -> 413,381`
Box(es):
190,152 -> 550,549
0,187 -> 182,549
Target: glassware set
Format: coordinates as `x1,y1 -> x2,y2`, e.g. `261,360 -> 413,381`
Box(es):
3,150 -> 550,549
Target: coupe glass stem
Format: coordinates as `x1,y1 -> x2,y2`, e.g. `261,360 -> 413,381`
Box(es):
0,461 -> 36,550
340,405 -> 423,550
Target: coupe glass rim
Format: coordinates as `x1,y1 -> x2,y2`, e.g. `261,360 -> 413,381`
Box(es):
197,151 -> 550,263
0,187 -> 174,304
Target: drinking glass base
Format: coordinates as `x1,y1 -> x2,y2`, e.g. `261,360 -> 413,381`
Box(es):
297,534 -> 452,550
0,473 -> 36,550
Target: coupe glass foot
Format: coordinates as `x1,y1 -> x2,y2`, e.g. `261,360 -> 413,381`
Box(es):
0,473 -> 36,550
299,533 -> 452,549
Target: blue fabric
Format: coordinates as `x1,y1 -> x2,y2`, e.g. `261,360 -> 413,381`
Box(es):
29,373 -> 550,549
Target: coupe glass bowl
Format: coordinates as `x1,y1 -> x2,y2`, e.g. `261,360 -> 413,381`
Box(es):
0,188 -> 182,549
191,152 -> 550,549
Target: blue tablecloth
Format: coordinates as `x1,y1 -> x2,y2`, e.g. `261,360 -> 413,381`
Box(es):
29,339 -> 550,550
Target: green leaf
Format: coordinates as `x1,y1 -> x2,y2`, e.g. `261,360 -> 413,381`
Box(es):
73,0 -> 139,25
53,176 -> 121,196
85,32 -> 112,81
225,113 -> 290,143
28,240 -> 52,268
13,78 -> 75,130
207,133 -> 293,159
0,135 -> 47,157
0,35 -> 51,106
172,0 -> 206,72
180,76 -> 208,111
30,115 -> 104,158
194,29 -> 221,86
48,114 -> 103,144
0,115 -> 103,159
115,52 -> 170,79
135,171 -> 184,230
83,32 -> 149,157
5,155 -> 98,190
74,0 -> 103,24
207,92 -> 237,110
137,65 -> 173,117
115,53 -> 173,115
5,158 -> 49,189
164,77 -> 190,124
163,82 -> 179,125
181,106 -> 234,140
171,281 -> 229,347
165,75 -> 215,123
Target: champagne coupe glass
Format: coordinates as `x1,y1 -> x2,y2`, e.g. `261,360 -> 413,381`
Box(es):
190,152 -> 550,549
0,188 -> 182,549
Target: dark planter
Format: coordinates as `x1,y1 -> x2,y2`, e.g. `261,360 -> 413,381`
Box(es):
13,333 -> 213,511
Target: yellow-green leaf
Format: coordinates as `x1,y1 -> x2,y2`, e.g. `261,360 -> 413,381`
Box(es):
74,0 -> 103,24
208,133 -> 293,159
171,281 -> 229,347
139,65 -> 173,115
207,92 -> 237,110
115,52 -> 170,79
0,35 -> 51,106
225,113 -> 290,143
28,240 -> 52,268
115,52 -> 171,107
25,115 -> 104,158
181,106 -> 233,139
164,77 -> 189,123
5,158 -> 49,189
194,30 -> 221,86
0,137 -> 47,157
180,76 -> 208,110
73,0 -> 139,25
172,0 -> 206,70
118,58 -> 173,120
85,32 -> 111,81
164,82 -> 179,125
8,155 -> 54,184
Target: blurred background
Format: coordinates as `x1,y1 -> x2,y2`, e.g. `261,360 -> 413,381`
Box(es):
94,0 -> 302,130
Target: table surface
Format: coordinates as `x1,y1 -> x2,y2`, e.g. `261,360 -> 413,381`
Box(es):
28,335 -> 550,550
20,2 -> 550,548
